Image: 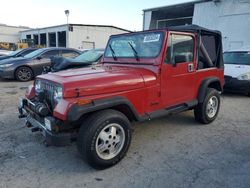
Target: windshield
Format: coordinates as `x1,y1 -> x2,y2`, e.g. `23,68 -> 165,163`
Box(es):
8,49 -> 23,56
224,51 -> 250,65
104,31 -> 164,59
75,49 -> 104,62
24,48 -> 44,58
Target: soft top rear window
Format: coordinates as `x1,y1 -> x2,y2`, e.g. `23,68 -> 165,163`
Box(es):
224,51 -> 250,65
105,31 -> 164,59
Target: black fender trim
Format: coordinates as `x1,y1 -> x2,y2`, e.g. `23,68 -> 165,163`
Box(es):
198,77 -> 222,103
67,96 -> 146,122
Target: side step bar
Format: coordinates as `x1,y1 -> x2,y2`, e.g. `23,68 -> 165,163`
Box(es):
146,100 -> 198,120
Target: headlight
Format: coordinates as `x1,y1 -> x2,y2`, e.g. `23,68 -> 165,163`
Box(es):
35,79 -> 42,92
237,72 -> 250,80
53,86 -> 63,102
0,63 -> 13,68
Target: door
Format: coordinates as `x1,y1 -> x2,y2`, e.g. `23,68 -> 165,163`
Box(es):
161,32 -> 197,107
31,50 -> 59,75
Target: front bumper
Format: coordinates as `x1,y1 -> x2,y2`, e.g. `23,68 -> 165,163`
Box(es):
224,76 -> 250,93
18,98 -> 77,146
0,68 -> 15,79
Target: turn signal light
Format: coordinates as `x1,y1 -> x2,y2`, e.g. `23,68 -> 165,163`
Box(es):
77,99 -> 92,106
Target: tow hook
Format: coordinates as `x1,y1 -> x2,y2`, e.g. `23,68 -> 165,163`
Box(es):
18,105 -> 26,118
18,114 -> 27,118
31,127 -> 40,132
26,122 -> 32,128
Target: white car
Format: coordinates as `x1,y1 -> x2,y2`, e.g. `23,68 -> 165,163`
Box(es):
224,47 -> 250,96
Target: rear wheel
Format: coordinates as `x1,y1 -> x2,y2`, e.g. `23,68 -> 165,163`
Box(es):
15,66 -> 33,81
77,109 -> 132,169
194,88 -> 220,124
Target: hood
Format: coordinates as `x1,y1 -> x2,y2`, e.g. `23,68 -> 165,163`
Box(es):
0,57 -> 30,65
38,65 -> 157,97
224,64 -> 250,78
0,55 -> 11,61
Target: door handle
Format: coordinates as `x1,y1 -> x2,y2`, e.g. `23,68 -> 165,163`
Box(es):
188,63 -> 194,72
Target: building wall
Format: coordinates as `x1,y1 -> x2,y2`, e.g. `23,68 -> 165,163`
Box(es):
0,25 -> 29,43
20,25 -> 129,49
20,25 -> 67,39
143,11 -> 152,30
193,0 -> 250,51
68,26 -> 128,50
143,0 -> 250,51
20,25 -> 68,47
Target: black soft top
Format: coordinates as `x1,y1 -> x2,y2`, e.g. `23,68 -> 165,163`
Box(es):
167,24 -> 223,69
167,24 -> 221,36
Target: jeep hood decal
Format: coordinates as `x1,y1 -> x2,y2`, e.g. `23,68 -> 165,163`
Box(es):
38,65 -> 157,97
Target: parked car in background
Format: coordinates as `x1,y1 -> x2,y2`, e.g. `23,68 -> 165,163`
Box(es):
43,48 -> 104,73
0,48 -> 37,61
224,47 -> 250,96
0,47 -> 81,81
0,50 -> 12,56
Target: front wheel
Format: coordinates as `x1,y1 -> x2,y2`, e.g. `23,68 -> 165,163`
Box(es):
77,109 -> 132,169
15,66 -> 33,81
194,88 -> 220,124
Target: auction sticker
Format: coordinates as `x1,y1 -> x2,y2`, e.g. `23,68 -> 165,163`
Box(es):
143,34 -> 160,43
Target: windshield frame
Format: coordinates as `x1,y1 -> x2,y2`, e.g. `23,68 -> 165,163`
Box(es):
223,51 -> 250,65
104,31 -> 165,59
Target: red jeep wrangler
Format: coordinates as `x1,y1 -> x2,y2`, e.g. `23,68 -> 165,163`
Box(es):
19,25 -> 224,169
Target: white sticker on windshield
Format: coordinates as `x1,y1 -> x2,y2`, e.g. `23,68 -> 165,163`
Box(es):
143,34 -> 160,43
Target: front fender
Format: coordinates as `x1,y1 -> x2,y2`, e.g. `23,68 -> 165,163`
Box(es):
67,96 -> 141,122
25,85 -> 35,99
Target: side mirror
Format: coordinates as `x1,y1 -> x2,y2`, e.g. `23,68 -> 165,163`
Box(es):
16,54 -> 23,57
36,56 -> 42,60
174,55 -> 187,64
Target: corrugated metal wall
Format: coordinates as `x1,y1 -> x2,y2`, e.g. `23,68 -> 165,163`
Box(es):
193,0 -> 250,51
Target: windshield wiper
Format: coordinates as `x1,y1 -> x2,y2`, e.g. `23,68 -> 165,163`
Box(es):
109,44 -> 117,60
128,42 -> 139,61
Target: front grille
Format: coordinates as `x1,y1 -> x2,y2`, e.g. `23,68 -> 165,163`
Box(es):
39,81 -> 56,108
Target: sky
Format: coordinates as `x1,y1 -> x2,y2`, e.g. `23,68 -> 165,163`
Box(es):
0,0 -> 194,31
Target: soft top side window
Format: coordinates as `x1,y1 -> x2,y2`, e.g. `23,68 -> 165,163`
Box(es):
198,34 -> 220,69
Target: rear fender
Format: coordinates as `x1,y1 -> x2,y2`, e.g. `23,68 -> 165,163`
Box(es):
198,77 -> 222,103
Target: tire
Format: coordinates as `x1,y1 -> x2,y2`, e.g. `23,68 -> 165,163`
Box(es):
194,88 -> 220,124
15,66 -> 33,81
77,109 -> 132,169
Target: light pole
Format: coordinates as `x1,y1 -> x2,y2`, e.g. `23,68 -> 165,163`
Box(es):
64,10 -> 70,48
65,10 -> 70,25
